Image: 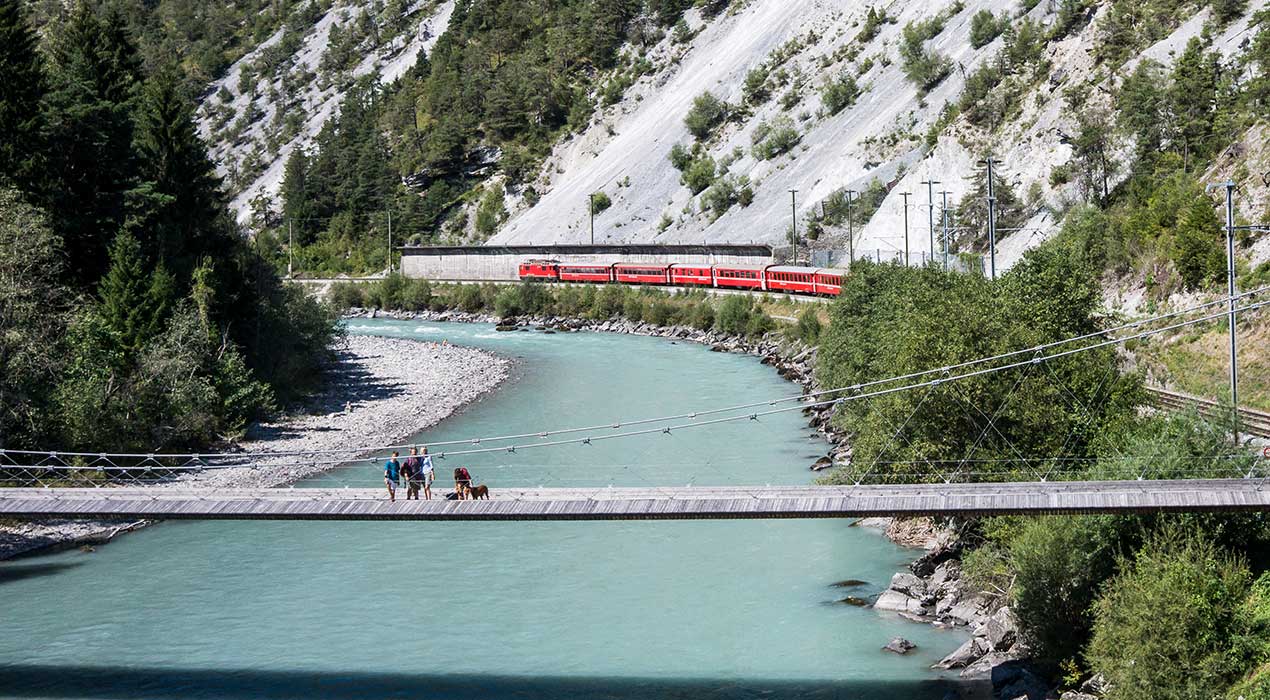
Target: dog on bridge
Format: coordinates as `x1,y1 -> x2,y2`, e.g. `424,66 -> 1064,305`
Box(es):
465,484 -> 490,500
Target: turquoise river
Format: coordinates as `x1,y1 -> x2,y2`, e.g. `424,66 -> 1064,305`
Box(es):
0,320 -> 970,699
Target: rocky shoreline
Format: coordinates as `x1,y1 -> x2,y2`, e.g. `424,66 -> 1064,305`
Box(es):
0,334 -> 509,560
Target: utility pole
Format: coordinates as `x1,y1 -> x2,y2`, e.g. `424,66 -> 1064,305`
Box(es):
287,219 -> 293,278
1208,180 -> 1240,439
921,179 -> 940,263
846,189 -> 858,265
387,211 -> 393,275
979,157 -> 998,279
939,190 -> 951,270
900,192 -> 911,266
588,193 -> 597,245
789,189 -> 798,264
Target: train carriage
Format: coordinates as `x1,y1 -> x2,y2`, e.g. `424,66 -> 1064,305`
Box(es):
518,259 -> 560,281
557,263 -> 615,283
668,264 -> 714,287
764,266 -> 819,295
613,263 -> 670,285
813,268 -> 847,296
711,264 -> 767,291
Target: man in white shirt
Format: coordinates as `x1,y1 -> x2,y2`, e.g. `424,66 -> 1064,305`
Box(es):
420,446 -> 435,500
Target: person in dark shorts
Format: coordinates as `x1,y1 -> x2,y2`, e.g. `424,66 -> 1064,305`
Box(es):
453,466 -> 472,500
402,448 -> 422,500
384,452 -> 401,501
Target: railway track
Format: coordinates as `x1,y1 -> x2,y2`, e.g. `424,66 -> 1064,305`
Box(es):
1146,386 -> 1270,438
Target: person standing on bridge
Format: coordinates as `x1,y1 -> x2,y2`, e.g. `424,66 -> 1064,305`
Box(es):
384,452 -> 401,502
402,448 -> 422,500
420,446 -> 435,500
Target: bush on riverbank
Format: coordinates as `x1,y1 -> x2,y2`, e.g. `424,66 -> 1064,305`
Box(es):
953,409 -> 1270,689
815,246 -> 1143,484
331,280 -> 786,339
1088,528 -> 1260,700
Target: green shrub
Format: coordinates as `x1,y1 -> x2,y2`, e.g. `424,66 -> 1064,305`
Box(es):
455,284 -> 484,312
743,64 -> 771,104
684,90 -> 729,140
494,286 -> 523,318
590,191 -> 612,213
622,295 -> 645,322
1088,529 -> 1253,700
701,174 -> 747,220
969,10 -> 1007,49
715,295 -> 754,334
682,154 -> 717,194
327,282 -> 367,310
820,71 -> 860,116
647,300 -> 677,326
899,20 -> 953,92
1049,163 -> 1072,186
668,142 -> 693,170
751,116 -> 801,160
1010,516 -> 1126,663
400,279 -> 433,311
688,302 -> 715,330
368,273 -> 406,309
745,310 -> 775,337
590,284 -> 626,318
796,306 -> 821,343
475,187 -> 507,237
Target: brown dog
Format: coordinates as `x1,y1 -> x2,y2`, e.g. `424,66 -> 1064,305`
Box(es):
466,484 -> 490,500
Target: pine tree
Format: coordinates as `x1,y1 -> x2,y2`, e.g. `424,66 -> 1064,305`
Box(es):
0,0 -> 46,196
43,0 -> 143,289
130,64 -> 226,280
1169,38 -> 1220,169
98,232 -> 172,352
280,148 -> 315,244
1172,196 -> 1224,290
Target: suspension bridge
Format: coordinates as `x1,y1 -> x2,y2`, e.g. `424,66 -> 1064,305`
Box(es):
0,479 -> 1265,521
2,292 -> 1268,523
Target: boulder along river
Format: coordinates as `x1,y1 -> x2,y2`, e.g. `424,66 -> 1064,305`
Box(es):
0,319 -> 970,700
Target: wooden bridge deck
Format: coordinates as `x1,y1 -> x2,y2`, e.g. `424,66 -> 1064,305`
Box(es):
0,479 -> 1265,520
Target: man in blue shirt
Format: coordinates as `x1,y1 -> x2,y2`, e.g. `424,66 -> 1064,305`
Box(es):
384,452 -> 401,502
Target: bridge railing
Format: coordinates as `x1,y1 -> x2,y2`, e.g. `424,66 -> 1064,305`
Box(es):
2,450 -> 1265,491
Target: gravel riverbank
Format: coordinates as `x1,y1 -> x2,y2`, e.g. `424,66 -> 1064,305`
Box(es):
0,334 -> 509,560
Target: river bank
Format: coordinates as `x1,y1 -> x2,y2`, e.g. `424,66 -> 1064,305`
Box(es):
0,334 -> 509,560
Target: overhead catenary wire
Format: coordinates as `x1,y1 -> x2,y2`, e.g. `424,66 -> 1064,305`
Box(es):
7,296 -> 1268,471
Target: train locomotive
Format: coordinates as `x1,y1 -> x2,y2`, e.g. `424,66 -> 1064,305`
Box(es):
516,260 -> 846,297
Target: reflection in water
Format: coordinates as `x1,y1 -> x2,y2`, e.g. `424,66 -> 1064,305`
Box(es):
0,665 -> 980,700
0,561 -> 85,585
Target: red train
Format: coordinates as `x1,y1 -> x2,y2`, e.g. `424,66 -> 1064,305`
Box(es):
516,260 -> 847,296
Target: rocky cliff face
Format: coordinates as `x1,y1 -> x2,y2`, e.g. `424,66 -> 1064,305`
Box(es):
195,0 -> 454,223
195,0 -> 1267,274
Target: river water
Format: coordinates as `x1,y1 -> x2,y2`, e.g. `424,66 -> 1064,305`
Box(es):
0,320 -> 967,699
